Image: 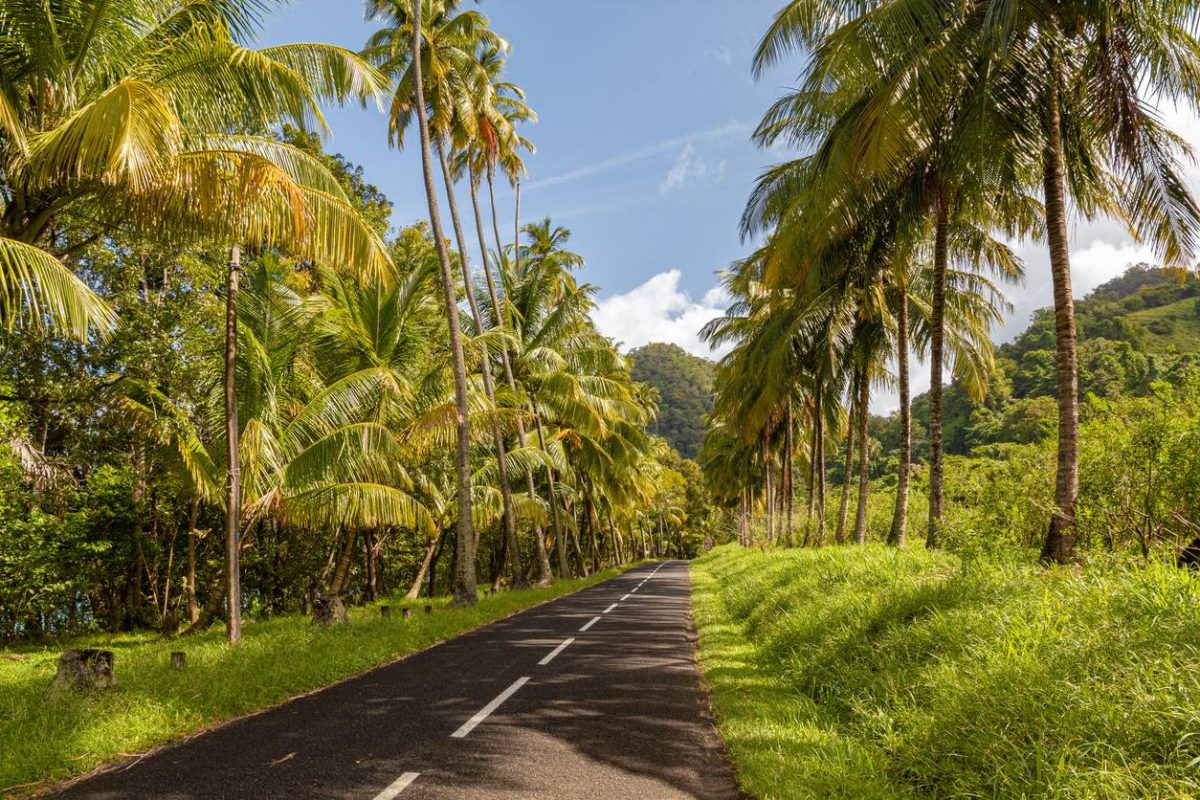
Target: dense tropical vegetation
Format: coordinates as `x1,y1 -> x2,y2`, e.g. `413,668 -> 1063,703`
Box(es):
701,0 -> 1200,565
0,0 -> 710,646
7,0 -> 1200,796
688,4 -> 1200,796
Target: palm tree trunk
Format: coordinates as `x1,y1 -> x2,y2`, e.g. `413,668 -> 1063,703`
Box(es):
365,529 -> 379,602
411,9 -> 476,605
223,244 -> 242,644
815,400 -> 826,544
406,532 -> 440,600
1040,52 -> 1080,565
835,390 -> 856,544
784,400 -> 794,546
532,417 -> 569,577
330,527 -> 358,596
468,177 -> 553,584
764,436 -> 774,544
854,369 -> 871,544
740,489 -> 750,546
888,281 -> 911,548
436,140 -> 526,589
492,175 -> 565,580
570,509 -> 588,576
927,196 -> 949,549
804,409 -> 817,545
487,174 -> 506,271
185,497 -> 200,625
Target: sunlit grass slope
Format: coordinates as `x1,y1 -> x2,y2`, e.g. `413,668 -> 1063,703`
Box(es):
691,545 -> 1200,799
0,569 -> 630,796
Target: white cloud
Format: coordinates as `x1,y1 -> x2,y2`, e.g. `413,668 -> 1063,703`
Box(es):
593,270 -> 730,358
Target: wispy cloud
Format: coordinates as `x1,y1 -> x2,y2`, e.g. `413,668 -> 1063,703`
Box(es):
659,143 -> 726,193
527,120 -> 749,191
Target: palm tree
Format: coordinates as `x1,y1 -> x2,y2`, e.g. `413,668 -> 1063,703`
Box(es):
452,44 -> 552,583
753,0 -> 1200,562
402,0 -> 477,605
368,0 -> 533,589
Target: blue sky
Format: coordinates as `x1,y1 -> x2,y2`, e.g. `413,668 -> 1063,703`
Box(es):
260,0 -> 793,353
260,1 -> 1197,410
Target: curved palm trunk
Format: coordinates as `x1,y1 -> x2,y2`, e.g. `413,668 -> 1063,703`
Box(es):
329,527 -> 358,596
835,388 -> 856,544
469,177 -> 553,585
927,198 -> 949,549
223,244 -> 242,644
436,141 -> 526,590
889,282 -> 911,548
405,531 -> 439,600
412,11 -> 476,606
854,370 -> 871,544
1040,56 -> 1079,565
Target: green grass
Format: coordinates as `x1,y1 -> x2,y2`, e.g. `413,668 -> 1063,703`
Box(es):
1127,297 -> 1200,352
691,545 -> 1200,799
0,568 -> 633,797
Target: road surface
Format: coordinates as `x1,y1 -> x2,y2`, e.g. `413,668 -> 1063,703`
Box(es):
52,561 -> 742,799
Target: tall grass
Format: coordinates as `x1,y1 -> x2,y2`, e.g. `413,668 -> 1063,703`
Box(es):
0,569 -> 628,796
692,545 -> 1200,799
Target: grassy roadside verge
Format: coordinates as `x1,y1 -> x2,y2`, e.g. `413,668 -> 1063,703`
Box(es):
691,545 -> 1200,799
1,567 -> 634,796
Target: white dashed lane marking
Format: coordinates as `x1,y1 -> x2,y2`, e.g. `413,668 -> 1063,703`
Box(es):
372,772 -> 420,799
538,637 -> 575,666
451,677 -> 530,739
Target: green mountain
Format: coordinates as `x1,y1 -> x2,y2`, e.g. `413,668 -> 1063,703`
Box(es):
629,343 -> 715,459
873,264 -> 1200,462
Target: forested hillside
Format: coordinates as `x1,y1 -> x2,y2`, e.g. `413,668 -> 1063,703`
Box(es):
872,264 -> 1200,463
629,343 -> 715,459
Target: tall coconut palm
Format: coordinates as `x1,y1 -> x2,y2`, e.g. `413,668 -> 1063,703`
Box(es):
395,0 -> 477,604
452,45 -> 551,583
366,0 -> 531,588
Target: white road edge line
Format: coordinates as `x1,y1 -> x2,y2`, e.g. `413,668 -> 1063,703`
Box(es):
451,677 -> 530,739
603,603 -> 617,614
372,772 -> 420,800
579,615 -> 601,632
621,593 -> 632,601
538,637 -> 575,666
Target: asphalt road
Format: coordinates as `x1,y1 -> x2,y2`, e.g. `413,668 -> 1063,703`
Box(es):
52,561 -> 742,799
